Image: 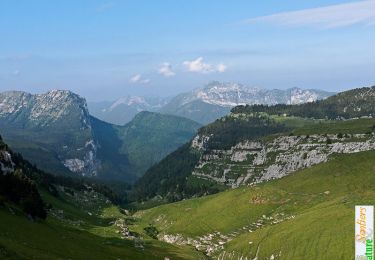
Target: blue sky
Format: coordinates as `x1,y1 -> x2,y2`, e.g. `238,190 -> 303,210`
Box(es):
0,0 -> 374,101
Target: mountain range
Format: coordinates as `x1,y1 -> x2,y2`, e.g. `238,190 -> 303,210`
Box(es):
88,82 -> 334,125
0,90 -> 200,182
160,82 -> 334,124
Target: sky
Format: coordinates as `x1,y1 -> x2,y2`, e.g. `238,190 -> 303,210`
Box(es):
0,0 -> 375,101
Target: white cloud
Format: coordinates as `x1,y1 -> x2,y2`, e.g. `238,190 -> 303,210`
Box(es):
158,62 -> 175,77
183,57 -> 227,74
245,0 -> 375,29
129,74 -> 150,84
216,63 -> 227,73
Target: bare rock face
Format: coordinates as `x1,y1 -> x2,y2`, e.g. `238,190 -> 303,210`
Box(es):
0,150 -> 14,174
191,133 -> 375,187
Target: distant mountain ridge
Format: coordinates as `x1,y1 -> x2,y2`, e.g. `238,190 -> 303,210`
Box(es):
88,82 -> 333,126
0,90 -> 200,182
160,81 -> 334,124
88,96 -> 169,125
178,82 -> 330,107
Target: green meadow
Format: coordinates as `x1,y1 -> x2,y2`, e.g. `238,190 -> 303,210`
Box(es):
135,150 -> 375,259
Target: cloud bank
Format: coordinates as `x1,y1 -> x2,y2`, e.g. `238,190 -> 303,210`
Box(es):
183,57 -> 227,74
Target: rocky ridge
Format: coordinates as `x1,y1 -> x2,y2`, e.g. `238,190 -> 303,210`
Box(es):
0,90 -> 100,177
191,132 -> 375,187
191,82 -> 331,107
0,90 -> 91,127
167,81 -> 333,108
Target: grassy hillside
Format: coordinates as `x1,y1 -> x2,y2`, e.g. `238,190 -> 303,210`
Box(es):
0,187 -> 205,259
134,150 -> 375,259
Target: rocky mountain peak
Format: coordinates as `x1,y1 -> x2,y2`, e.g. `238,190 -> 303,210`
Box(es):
0,89 -> 91,128
0,89 -> 98,177
30,90 -> 90,127
108,96 -> 148,112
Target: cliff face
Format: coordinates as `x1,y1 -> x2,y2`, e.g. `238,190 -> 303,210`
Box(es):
191,133 -> 375,187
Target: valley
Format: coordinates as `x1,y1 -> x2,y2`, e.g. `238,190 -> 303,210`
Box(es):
0,90 -> 201,182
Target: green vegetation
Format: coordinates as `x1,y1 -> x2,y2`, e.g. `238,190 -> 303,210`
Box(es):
0,189 -> 205,259
0,136 -> 205,259
131,113 -> 289,202
199,113 -> 289,150
117,111 -> 201,177
131,143 -> 203,203
0,169 -> 46,219
160,98 -> 232,125
144,225 -> 159,239
135,150 -> 375,259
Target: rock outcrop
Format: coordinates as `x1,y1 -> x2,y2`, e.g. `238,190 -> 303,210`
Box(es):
192,133 -> 375,187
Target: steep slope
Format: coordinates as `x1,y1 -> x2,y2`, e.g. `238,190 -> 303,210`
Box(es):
0,135 -> 46,219
132,114 -> 288,202
133,86 -> 375,202
134,150 -> 375,259
88,96 -> 169,125
160,81 -> 334,124
0,90 -> 200,182
0,137 -> 205,259
91,111 -> 201,179
116,111 -> 201,177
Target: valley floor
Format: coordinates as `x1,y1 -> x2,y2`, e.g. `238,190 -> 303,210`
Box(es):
0,187 -> 205,259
